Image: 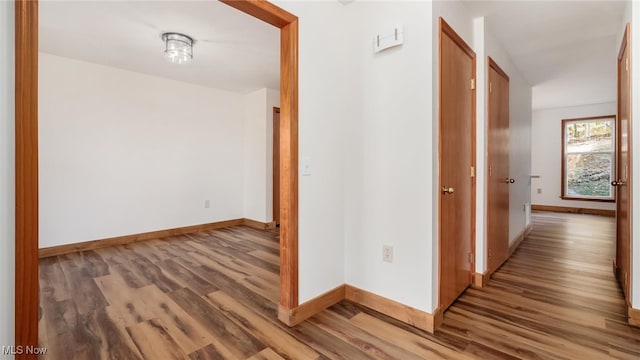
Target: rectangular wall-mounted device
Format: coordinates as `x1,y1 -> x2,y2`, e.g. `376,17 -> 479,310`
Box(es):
374,25 -> 404,53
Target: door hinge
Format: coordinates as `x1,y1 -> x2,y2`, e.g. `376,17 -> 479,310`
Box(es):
626,57 -> 629,72
469,252 -> 474,264
470,166 -> 475,178
489,82 -> 493,93
470,79 -> 476,90
489,166 -> 492,177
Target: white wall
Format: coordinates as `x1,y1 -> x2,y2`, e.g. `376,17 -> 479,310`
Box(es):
0,0 -> 15,349
474,17 -> 488,272
531,103 -> 617,211
243,88 -> 280,223
342,0 -> 434,312
474,16 -> 533,273
39,53 -> 245,247
485,25 -> 533,245
628,0 -> 640,309
273,0 -> 348,303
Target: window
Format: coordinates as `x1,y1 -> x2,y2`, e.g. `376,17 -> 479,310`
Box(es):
561,115 -> 615,201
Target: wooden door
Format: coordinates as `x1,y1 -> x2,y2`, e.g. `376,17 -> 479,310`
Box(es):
273,107 -> 280,226
438,18 -> 476,311
486,58 -> 511,275
614,24 -> 631,298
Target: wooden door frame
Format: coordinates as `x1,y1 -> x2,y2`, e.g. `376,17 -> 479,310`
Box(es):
485,56 -> 510,276
15,0 -> 299,350
437,17 -> 476,311
273,107 -> 281,226
615,23 -> 631,299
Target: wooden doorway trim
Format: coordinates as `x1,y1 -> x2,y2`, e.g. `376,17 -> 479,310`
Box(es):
15,0 -> 299,350
15,0 -> 39,351
273,107 -> 281,226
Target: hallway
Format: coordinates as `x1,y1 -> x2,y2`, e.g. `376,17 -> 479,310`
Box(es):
439,211 -> 639,359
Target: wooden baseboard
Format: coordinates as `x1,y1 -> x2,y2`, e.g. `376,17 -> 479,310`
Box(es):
243,218 -> 277,230
278,285 -> 346,326
613,261 -> 621,283
531,204 -> 615,217
433,306 -> 444,330
629,306 -> 640,327
477,224 -> 532,288
344,285 -> 437,333
473,271 -> 488,288
38,218 -> 244,258
510,224 -> 532,256
39,217 -> 278,258
278,284 -> 439,333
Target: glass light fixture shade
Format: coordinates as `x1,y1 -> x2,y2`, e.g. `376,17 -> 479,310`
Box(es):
162,32 -> 194,64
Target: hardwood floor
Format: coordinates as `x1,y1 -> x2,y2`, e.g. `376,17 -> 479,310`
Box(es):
39,212 -> 640,359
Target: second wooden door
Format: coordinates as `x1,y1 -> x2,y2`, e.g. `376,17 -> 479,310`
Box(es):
614,25 -> 631,297
486,57 -> 511,275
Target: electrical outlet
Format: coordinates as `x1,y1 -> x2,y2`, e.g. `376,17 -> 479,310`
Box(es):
537,188 -> 542,194
204,200 -> 210,208
383,244 -> 393,263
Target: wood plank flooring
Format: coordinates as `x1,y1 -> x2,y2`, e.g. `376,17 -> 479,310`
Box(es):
39,212 -> 640,359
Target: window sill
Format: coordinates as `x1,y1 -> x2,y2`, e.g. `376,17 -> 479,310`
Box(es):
561,196 -> 615,203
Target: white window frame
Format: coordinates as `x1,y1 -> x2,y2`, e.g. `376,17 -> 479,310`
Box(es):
561,115 -> 616,202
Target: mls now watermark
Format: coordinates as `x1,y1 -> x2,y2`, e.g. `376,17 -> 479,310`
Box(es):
2,345 -> 48,355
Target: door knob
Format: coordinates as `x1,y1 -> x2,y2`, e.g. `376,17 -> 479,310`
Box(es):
612,179 -> 625,187
504,178 -> 516,184
441,187 -> 455,194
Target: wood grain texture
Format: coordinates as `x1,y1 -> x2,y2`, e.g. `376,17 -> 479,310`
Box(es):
220,0 -> 301,319
243,218 -> 277,231
273,107 -> 280,226
532,204 -> 615,217
21,0 -> 301,346
231,0 -> 299,318
509,224 -> 532,257
615,23 -> 632,302
278,18 -> 299,312
345,285 -> 436,333
280,285 -> 345,326
482,223 -> 533,286
39,215 -> 640,358
39,219 -> 244,258
472,272 -> 487,288
629,306 -> 640,327
15,0 -> 39,355
220,0 -> 296,28
438,16 -> 476,312
486,56 -> 510,276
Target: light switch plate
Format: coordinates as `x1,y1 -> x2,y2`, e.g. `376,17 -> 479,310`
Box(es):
302,156 -> 312,176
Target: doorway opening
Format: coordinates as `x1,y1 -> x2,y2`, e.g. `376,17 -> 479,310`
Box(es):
15,0 -> 299,348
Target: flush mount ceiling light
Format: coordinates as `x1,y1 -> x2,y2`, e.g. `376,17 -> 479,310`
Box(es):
162,32 -> 194,64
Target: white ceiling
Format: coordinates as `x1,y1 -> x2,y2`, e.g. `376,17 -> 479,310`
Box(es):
41,1 -> 628,109
39,0 -> 280,94
462,0 -> 628,110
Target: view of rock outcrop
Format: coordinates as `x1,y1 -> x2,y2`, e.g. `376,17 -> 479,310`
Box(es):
565,120 -> 613,198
